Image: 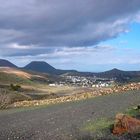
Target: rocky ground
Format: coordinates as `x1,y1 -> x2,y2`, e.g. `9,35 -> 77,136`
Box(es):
13,82 -> 140,108
0,90 -> 140,140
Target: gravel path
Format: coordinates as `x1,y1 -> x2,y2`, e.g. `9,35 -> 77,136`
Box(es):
0,90 -> 140,140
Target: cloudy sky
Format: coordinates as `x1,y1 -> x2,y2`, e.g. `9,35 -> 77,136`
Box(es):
0,0 -> 140,72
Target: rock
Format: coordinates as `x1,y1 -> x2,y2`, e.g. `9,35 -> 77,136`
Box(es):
113,113 -> 140,135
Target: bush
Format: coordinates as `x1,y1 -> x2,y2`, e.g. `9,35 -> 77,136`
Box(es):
10,84 -> 21,91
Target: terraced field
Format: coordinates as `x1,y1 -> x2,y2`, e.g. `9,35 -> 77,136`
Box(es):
0,90 -> 140,140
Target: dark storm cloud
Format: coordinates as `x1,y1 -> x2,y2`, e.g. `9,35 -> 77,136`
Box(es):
0,0 -> 140,56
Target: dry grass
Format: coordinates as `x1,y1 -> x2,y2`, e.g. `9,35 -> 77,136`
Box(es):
0,93 -> 11,109
0,67 -> 46,80
0,67 -> 31,79
0,88 -> 31,109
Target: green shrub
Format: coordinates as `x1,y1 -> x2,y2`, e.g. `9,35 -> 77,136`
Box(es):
10,84 -> 21,91
82,118 -> 114,132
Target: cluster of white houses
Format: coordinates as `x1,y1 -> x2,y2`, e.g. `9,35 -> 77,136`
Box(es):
49,75 -> 114,87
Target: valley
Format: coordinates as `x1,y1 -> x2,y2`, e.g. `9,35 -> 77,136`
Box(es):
0,59 -> 140,109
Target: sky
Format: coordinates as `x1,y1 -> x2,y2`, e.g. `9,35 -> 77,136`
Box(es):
0,0 -> 140,72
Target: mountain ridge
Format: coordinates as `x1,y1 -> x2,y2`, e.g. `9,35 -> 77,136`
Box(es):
0,59 -> 140,81
0,59 -> 17,68
24,61 -> 56,73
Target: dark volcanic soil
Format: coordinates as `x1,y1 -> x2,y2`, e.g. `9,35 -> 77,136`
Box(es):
0,90 -> 140,140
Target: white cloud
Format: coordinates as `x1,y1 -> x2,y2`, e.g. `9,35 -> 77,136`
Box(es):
5,45 -> 140,70
134,12 -> 140,23
7,43 -> 33,49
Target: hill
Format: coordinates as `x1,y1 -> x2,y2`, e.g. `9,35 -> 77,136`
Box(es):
24,61 -> 56,74
0,67 -> 49,85
0,59 -> 140,83
61,68 -> 140,83
96,68 -> 140,82
96,68 -> 129,78
0,59 -> 17,68
23,61 -> 78,75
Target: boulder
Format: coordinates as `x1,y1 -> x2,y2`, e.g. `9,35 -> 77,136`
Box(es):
113,113 -> 140,135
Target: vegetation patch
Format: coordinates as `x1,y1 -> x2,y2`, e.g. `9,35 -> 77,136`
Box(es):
0,88 -> 30,109
125,106 -> 140,119
80,107 -> 140,140
10,84 -> 21,91
82,118 -> 114,133
70,118 -> 116,140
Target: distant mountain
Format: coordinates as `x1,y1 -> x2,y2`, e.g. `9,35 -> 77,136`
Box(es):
96,68 -> 140,78
0,59 -> 17,68
95,68 -> 140,82
24,61 -> 56,73
62,68 -> 140,82
0,59 -> 140,83
96,68 -> 126,78
23,61 -> 78,75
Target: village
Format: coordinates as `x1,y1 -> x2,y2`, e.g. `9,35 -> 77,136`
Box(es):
49,75 -> 115,87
